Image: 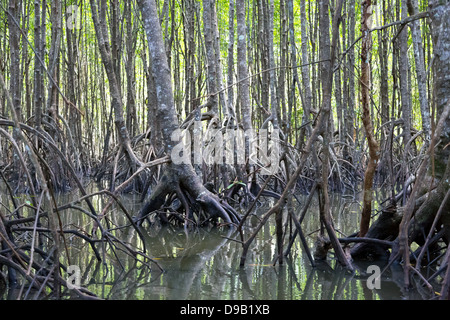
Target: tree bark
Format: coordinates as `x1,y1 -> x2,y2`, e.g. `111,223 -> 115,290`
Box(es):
429,0 -> 450,181
7,0 -> 22,180
136,0 -> 240,227
34,0 -> 44,131
399,0 -> 412,144
46,0 -> 62,123
202,0 -> 218,114
359,0 -> 380,237
407,0 -> 431,144
226,0 -> 237,123
268,0 -> 279,129
89,0 -> 141,170
236,0 -> 253,134
318,0 -> 353,270
125,1 -> 138,137
8,0 -> 21,124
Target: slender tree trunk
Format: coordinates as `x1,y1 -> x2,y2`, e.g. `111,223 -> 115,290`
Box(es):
377,0 -> 390,179
288,0 -> 312,149
407,0 -> 431,145
278,0 -> 287,134
202,0 -> 218,114
183,0 -> 197,116
8,0 -> 21,124
8,0 -> 22,180
346,0 -> 356,155
211,0 -> 229,118
46,0 -> 62,123
359,0 -> 380,237
268,0 -> 279,128
89,0 -> 141,170
125,1 -> 138,137
236,0 -> 253,135
226,0 -> 236,123
34,0 -> 43,131
399,0 -> 411,144
318,0 -> 352,269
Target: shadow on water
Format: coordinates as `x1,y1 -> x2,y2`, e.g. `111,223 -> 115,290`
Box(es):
0,184 -> 436,300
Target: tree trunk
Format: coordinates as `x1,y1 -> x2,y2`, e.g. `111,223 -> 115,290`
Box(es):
89,0 -> 141,171
8,0 -> 21,123
136,0 -> 240,227
376,0 -> 391,181
226,0 -> 236,122
211,0 -> 229,118
202,0 -> 218,114
34,0 -> 43,131
407,0 -> 431,144
267,0 -> 279,129
8,0 -> 22,181
429,0 -> 450,181
346,0 -> 356,157
359,0 -> 380,237
125,1 -> 138,137
236,0 -> 255,184
236,0 -> 253,134
399,0 -> 412,145
46,0 -> 62,124
318,0 -> 352,270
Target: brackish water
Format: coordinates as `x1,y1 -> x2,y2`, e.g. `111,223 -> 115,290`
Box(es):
0,183 -> 435,300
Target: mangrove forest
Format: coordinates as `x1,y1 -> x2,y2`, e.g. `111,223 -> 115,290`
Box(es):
0,0 -> 449,300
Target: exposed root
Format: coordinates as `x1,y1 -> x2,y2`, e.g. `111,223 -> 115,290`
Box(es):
137,164 -> 241,228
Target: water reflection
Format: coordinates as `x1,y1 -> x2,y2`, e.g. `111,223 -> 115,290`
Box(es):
65,225 -> 415,300
0,184 -> 433,300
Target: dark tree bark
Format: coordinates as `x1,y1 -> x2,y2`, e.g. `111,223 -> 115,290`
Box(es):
34,0 -> 44,130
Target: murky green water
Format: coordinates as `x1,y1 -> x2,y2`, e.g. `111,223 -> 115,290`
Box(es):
0,184 -> 435,300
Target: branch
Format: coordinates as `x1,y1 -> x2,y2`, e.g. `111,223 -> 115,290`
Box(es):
339,10 -> 430,67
